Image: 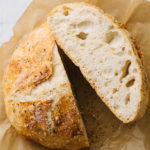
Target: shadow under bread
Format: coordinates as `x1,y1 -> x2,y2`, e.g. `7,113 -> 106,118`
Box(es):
57,46 -> 124,150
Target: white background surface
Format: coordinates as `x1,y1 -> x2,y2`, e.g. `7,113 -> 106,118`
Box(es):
0,0 -> 31,45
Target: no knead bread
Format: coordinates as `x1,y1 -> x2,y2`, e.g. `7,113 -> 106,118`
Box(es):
2,2 -> 150,150
48,2 -> 149,123
2,23 -> 89,150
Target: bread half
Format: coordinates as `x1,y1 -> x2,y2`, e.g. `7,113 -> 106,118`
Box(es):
48,3 -> 149,123
2,23 -> 89,149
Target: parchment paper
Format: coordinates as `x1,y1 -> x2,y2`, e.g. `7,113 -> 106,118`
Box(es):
0,0 -> 150,150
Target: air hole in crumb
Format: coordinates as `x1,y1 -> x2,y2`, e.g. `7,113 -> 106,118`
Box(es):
133,68 -> 137,73
111,47 -> 115,51
114,105 -> 119,109
126,78 -> 135,87
105,31 -> 118,44
80,43 -> 85,47
99,60 -> 103,63
128,51 -> 132,55
122,47 -> 125,51
104,82 -> 108,87
109,25 -> 114,29
77,21 -> 93,29
63,10 -> 69,16
120,60 -> 131,82
76,32 -> 88,40
63,6 -> 70,16
125,94 -> 130,104
113,88 -> 118,94
70,24 -> 76,29
115,72 -> 118,76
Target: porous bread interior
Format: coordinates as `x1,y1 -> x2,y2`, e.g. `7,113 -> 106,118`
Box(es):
48,3 -> 143,122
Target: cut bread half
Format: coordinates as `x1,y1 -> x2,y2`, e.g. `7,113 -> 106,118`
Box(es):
48,3 -> 149,123
2,23 -> 89,149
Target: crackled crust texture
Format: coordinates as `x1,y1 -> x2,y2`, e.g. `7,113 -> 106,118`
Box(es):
2,23 -> 89,150
2,23 -> 54,96
6,95 -> 87,149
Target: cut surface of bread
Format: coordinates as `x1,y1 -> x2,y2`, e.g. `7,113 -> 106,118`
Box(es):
2,23 -> 89,149
48,3 -> 149,123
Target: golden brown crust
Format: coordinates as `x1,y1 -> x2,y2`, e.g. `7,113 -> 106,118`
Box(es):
6,95 -> 88,149
131,37 -> 144,65
48,2 -> 149,123
2,23 -> 54,96
2,23 -> 89,149
122,30 -> 149,122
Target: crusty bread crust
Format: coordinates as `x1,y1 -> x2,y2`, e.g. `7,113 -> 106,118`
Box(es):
5,90 -> 88,149
2,23 -> 54,97
48,2 -> 149,123
2,23 -> 89,149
